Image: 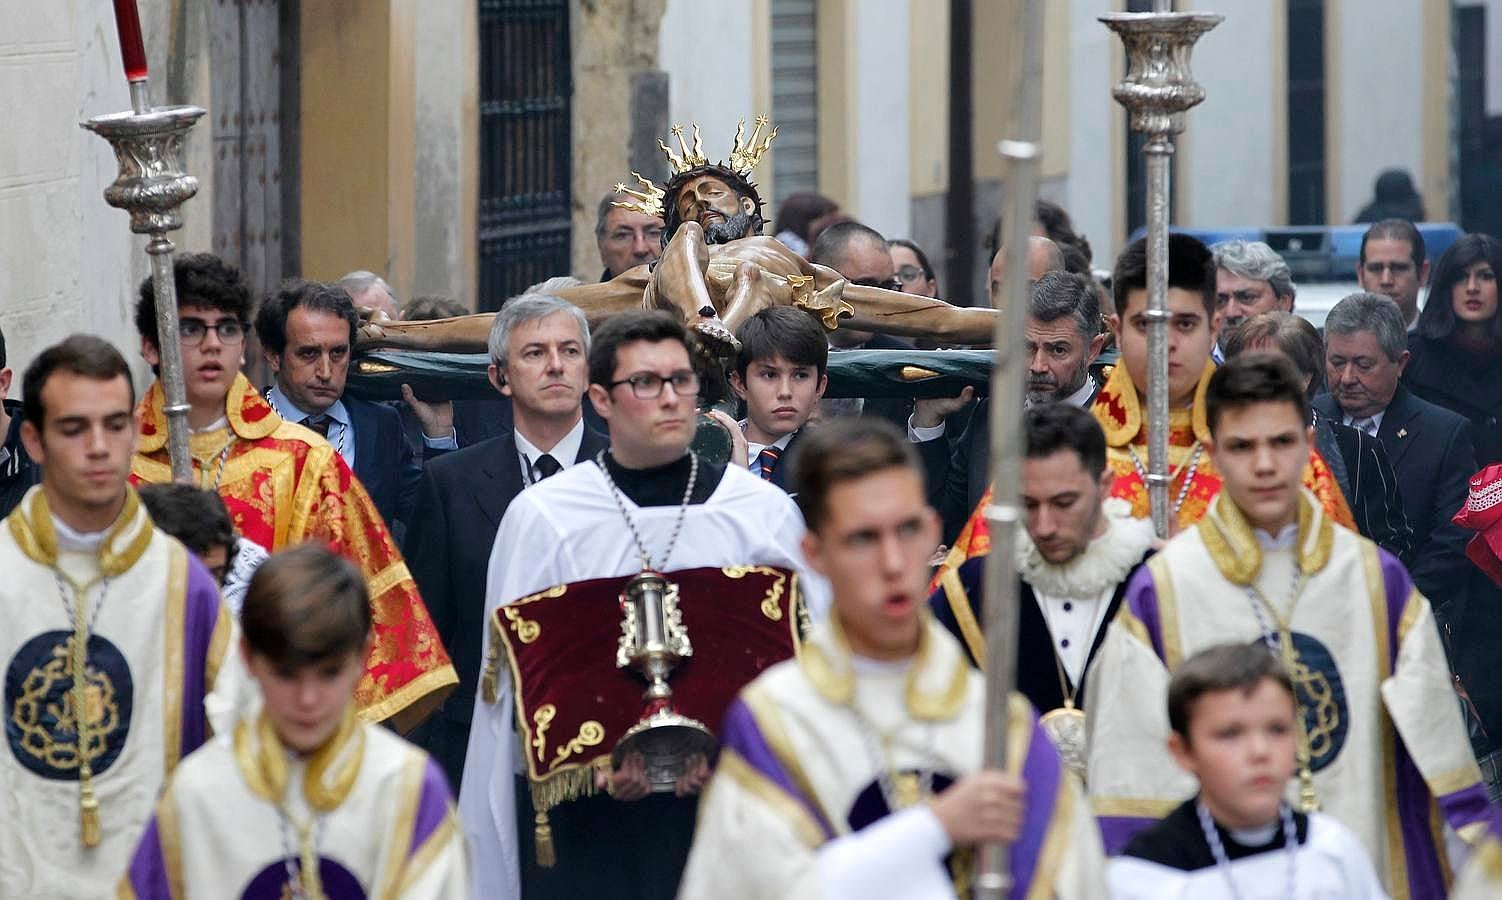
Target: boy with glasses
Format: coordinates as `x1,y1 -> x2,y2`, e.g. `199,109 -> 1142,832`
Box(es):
459,310 -> 829,899
129,254 -> 456,734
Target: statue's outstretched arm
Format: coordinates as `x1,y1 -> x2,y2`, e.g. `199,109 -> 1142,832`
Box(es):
822,262 -> 997,346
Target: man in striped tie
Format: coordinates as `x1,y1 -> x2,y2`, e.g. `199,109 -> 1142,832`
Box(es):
727,307 -> 828,494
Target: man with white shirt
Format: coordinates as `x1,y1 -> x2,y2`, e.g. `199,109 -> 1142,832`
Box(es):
931,402 -> 1154,782
255,280 -> 443,540
913,271 -> 1106,541
1312,292 -> 1474,603
459,310 -> 828,900
1356,219 -> 1429,331
405,294 -> 607,792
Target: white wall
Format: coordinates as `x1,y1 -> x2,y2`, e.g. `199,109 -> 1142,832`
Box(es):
1182,0 -> 1277,228
0,2 -> 148,387
658,0 -> 757,168
1485,0 -> 1502,116
1334,0 -> 1426,222
846,0 -> 911,238
1065,0 -> 1117,265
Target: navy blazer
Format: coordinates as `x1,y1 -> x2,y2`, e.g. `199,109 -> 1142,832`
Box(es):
1313,387 -> 1475,602
405,425 -> 609,790
345,395 -> 422,543
763,428 -> 803,493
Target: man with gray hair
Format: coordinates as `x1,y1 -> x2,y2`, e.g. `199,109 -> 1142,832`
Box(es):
595,190 -> 664,281
913,271 -> 1107,541
1211,238 -> 1295,356
337,269 -> 400,321
1313,292 -> 1475,602
404,293 -> 606,791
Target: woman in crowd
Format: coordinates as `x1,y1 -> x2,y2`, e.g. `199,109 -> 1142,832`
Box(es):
1404,233 -> 1502,465
888,238 -> 939,299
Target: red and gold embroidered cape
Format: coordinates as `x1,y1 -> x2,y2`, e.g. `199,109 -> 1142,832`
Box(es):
932,360 -> 1353,592
130,375 -> 456,731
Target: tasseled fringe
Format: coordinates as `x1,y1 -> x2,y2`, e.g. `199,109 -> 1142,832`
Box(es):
80,786 -> 100,848
528,766 -> 602,867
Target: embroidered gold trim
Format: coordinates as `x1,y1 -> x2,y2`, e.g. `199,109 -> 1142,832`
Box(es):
161,545 -> 187,775
234,708 -> 365,812
715,748 -> 826,848
723,565 -> 789,621
906,621 -> 970,721
393,811 -> 459,897
1429,762 -> 1485,798
204,602 -> 233,702
1144,555 -> 1184,668
1395,590 -> 1426,646
940,565 -> 986,665
373,751 -> 428,899
1090,796 -> 1180,820
360,664 -> 458,731
366,561 -> 413,603
551,720 -> 606,768
1026,756 -> 1077,900
742,684 -> 832,834
503,606 -> 542,644
532,705 -> 556,763
156,784 -> 186,900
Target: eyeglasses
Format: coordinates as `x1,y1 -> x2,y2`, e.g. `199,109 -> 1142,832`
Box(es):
852,277 -> 905,293
895,265 -> 928,284
1363,261 -> 1415,276
607,369 -> 700,399
180,318 -> 249,345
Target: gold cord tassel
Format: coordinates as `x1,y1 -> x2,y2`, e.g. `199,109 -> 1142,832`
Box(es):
79,768 -> 101,847
534,811 -> 556,867
300,824 -> 326,900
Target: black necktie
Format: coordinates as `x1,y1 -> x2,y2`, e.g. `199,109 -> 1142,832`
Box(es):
301,416 -> 332,439
534,453 -> 563,481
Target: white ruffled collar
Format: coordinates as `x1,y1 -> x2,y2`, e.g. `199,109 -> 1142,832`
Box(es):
1016,498 -> 1155,599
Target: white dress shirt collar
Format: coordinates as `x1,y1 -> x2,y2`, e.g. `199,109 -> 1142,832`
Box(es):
515,418 -> 586,485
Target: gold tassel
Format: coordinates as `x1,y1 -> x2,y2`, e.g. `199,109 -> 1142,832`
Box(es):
80,786 -> 100,848
534,811 -> 556,867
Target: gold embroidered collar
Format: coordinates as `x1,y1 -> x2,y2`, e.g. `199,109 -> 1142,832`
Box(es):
137,373 -> 281,454
1094,358 -> 1214,447
7,486 -> 152,577
799,612 -> 968,720
234,706 -> 365,813
1196,489 -> 1333,585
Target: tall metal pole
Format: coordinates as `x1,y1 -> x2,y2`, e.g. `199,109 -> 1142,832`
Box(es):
974,1 -> 1042,896
83,90 -> 205,483
1100,5 -> 1220,537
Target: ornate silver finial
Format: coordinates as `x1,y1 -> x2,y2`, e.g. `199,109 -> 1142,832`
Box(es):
1098,12 -> 1222,136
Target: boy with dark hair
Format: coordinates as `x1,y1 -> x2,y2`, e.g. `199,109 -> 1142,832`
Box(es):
1109,643 -> 1385,898
1087,353 -> 1488,897
130,253 -> 456,732
461,308 -> 828,899
0,322 -> 42,518
680,418 -> 1106,898
727,306 -> 828,489
1089,233 -> 1351,531
3,335 -> 248,896
122,544 -> 469,899
136,482 -> 267,614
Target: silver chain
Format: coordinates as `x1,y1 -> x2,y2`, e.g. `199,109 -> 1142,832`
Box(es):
1195,798 -> 1298,900
849,703 -> 938,814
277,808 -> 320,900
1128,441 -> 1203,520
53,572 -> 111,634
596,450 -> 698,572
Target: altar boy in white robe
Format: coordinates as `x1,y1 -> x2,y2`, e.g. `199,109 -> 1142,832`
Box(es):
1,336 -> 247,897
1109,642 -> 1387,899
678,418 -> 1106,899
1086,353 -> 1489,899
122,544 -> 469,899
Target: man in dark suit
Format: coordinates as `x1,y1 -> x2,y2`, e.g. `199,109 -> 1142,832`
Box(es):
405,294 -> 606,790
808,220 -> 917,429
1316,292 -> 1475,602
912,271 -> 1106,542
256,282 -> 429,543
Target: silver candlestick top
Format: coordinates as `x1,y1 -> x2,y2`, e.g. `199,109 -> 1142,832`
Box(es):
1099,12 -> 1223,136
82,105 -> 206,235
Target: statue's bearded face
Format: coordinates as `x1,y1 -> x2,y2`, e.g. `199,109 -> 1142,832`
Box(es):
674,174 -> 756,244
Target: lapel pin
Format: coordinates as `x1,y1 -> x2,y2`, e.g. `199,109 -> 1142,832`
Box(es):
1397,428 -> 1408,438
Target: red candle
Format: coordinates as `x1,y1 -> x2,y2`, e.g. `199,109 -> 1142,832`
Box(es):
111,0 -> 148,81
